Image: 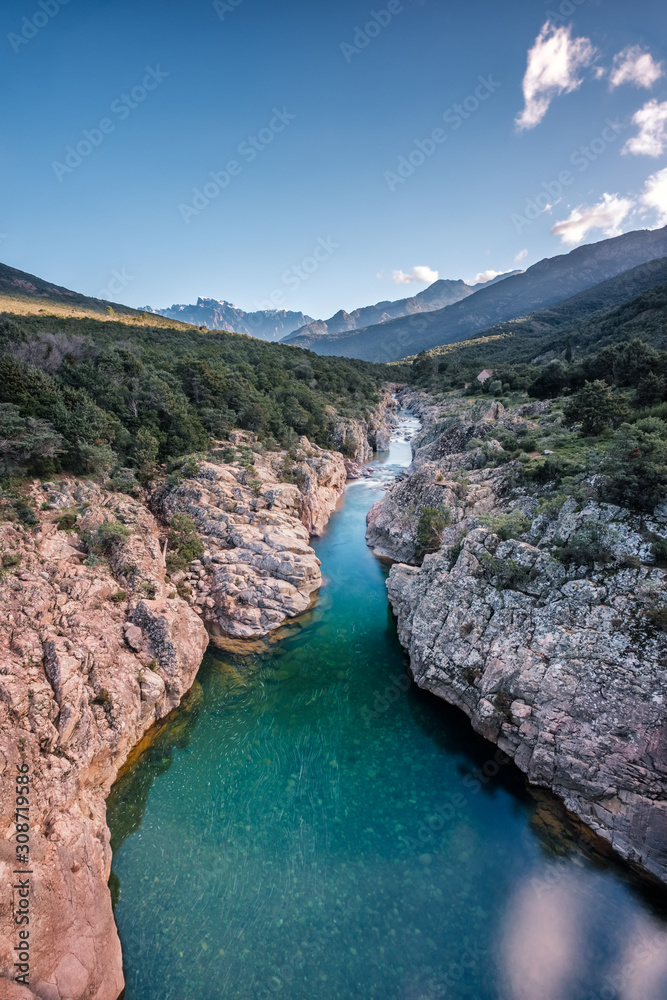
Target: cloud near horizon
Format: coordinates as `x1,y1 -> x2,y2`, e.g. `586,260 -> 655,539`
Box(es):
472,269 -> 504,284
551,193 -> 635,245
514,248 -> 528,262
391,265 -> 439,285
515,21 -> 597,131
641,168 -> 667,228
623,99 -> 667,157
609,45 -> 664,89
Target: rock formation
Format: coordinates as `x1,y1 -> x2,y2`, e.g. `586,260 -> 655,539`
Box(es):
152,437 -> 349,639
371,389 -> 667,884
0,396 -> 395,998
0,480 -> 208,1000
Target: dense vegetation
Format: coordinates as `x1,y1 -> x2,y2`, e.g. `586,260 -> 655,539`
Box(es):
0,300 -> 390,492
408,278 -> 667,514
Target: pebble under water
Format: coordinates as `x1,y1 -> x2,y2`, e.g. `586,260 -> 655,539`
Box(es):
108,412 -> 667,1000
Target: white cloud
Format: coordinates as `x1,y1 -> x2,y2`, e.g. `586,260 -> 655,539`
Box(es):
609,45 -> 664,89
623,99 -> 667,157
514,248 -> 528,262
472,270 -> 504,285
551,192 -> 635,245
391,265 -> 439,285
515,21 -> 597,131
640,167 -> 667,227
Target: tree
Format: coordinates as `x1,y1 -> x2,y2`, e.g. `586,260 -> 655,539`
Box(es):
167,514 -> 203,572
635,372 -> 666,407
412,352 -> 434,381
133,428 -> 159,483
416,505 -> 451,558
563,380 -> 628,436
602,419 -> 667,513
0,403 -> 63,474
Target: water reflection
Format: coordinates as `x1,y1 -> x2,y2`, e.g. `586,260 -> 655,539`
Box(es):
501,869 -> 667,1000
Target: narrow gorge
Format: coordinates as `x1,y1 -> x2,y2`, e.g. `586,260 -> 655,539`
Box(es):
0,399 -> 394,1000
369,388 -> 667,885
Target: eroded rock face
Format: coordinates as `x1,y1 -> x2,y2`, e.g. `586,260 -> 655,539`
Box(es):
152,437 -> 350,638
0,400 -> 393,998
0,481 -> 208,1000
376,392 -> 667,884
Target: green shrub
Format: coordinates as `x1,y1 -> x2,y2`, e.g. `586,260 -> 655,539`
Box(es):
340,435 -> 358,459
465,437 -> 484,451
601,420 -> 667,513
110,589 -> 128,603
479,552 -> 530,590
248,478 -> 263,497
181,456 -> 200,478
552,522 -> 615,568
650,535 -> 667,566
56,511 -> 77,532
646,606 -> 667,631
416,505 -> 452,558
222,447 -> 236,463
166,513 -> 203,573
1,552 -> 21,569
563,381 -> 628,436
110,467 -> 142,497
133,428 -> 159,483
479,511 -> 531,541
447,532 -> 467,569
90,519 -> 131,554
15,503 -> 38,527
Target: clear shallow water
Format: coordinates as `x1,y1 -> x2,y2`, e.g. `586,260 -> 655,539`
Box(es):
108,413 -> 667,1000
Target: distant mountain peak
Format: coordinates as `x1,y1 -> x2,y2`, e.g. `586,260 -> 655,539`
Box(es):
146,298 -> 314,342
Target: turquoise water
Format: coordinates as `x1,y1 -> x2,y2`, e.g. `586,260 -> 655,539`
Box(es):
108,414 -> 667,1000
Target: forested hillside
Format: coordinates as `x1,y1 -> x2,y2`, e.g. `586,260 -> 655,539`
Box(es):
408,276 -> 667,515
0,272 -> 393,493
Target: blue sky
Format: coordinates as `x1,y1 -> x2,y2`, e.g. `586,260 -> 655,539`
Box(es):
1,0 -> 666,319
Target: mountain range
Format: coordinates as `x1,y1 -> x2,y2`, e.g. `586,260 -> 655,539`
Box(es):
144,272 -> 520,345
142,298 -> 314,342
284,226 -> 667,362
280,272 -> 520,344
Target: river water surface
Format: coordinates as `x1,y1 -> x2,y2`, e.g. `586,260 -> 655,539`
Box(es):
108,412 -> 667,1000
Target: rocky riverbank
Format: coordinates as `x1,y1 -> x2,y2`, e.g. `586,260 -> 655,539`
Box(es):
0,396 -> 395,1000
370,388 -> 667,885
0,479 -> 208,1000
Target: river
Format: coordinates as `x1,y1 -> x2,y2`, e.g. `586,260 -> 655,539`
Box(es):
108,410 -> 667,1000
